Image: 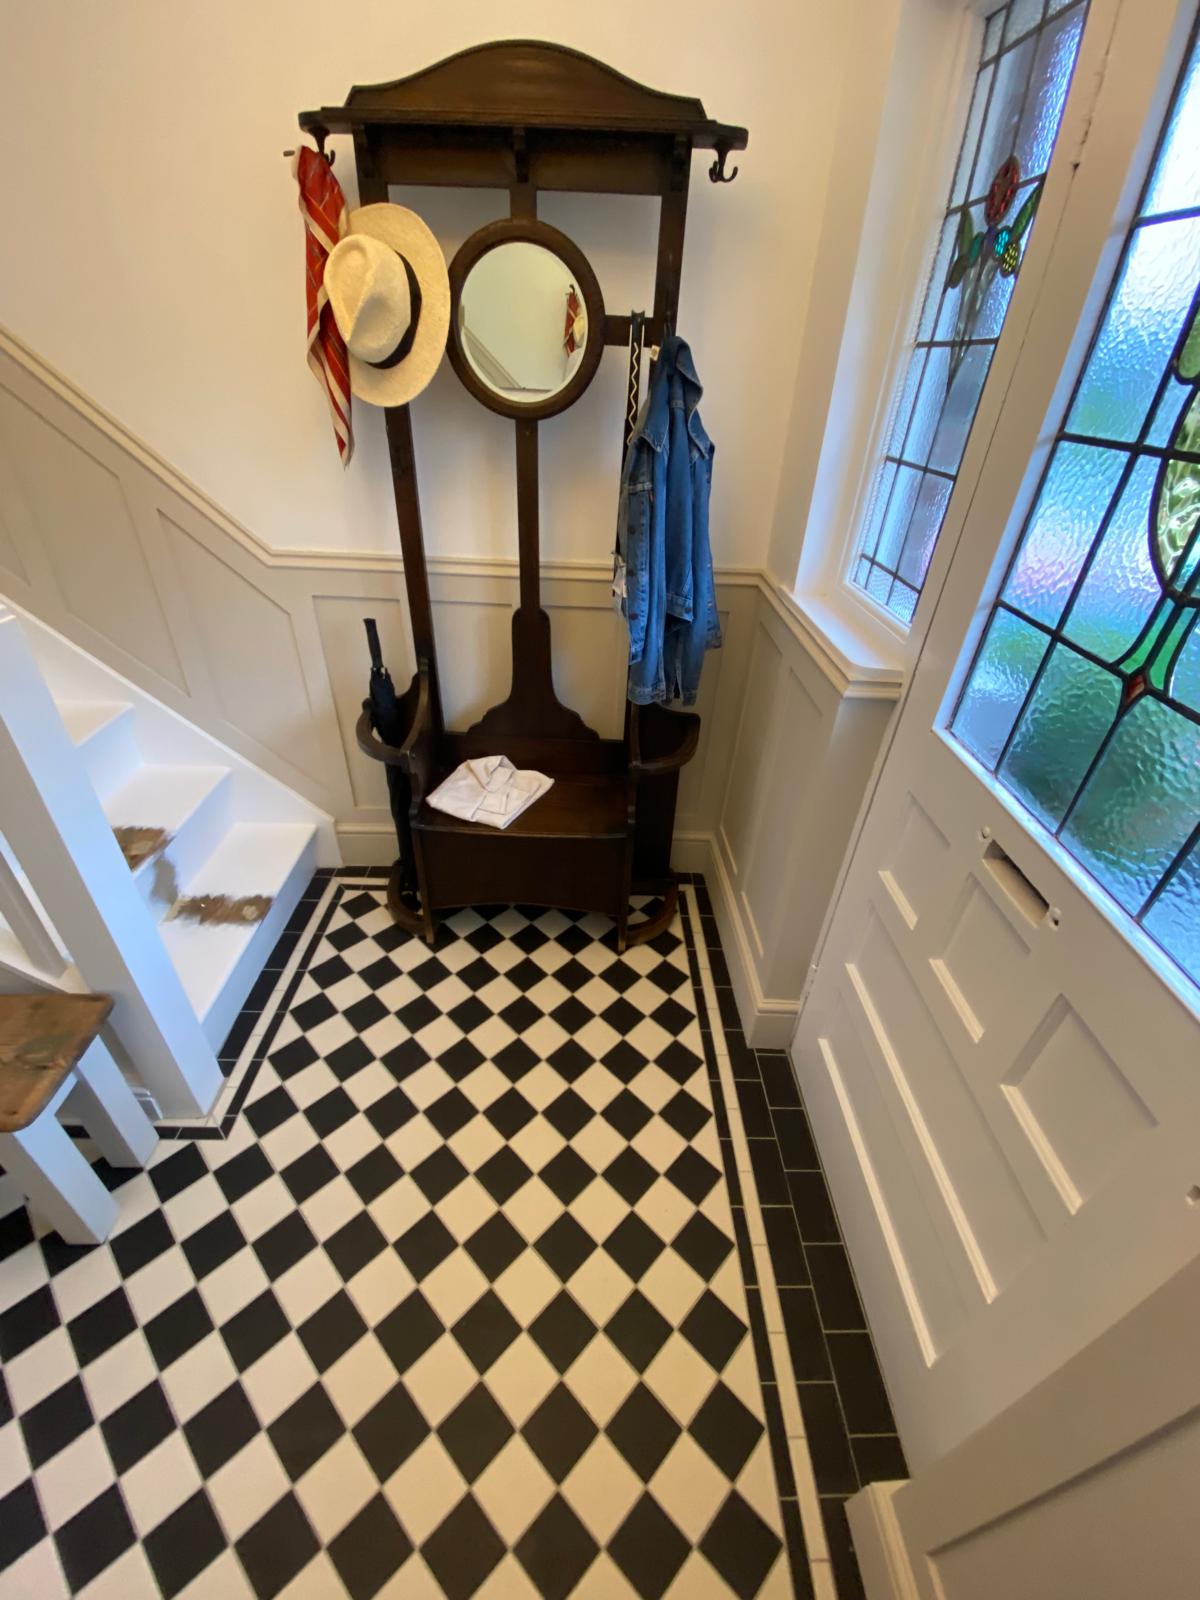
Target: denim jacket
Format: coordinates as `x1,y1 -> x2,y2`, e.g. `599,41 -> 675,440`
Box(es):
617,334 -> 721,705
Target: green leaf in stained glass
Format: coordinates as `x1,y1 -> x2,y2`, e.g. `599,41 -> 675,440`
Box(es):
1155,297 -> 1200,596
1177,296 -> 1200,381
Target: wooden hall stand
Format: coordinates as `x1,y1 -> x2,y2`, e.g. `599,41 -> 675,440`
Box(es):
298,43 -> 746,950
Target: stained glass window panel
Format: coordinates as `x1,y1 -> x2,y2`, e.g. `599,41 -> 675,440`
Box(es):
1000,442 -> 1125,626
953,609 -> 1049,767
852,1 -> 1088,622
952,22 -> 1200,994
997,646 -> 1119,829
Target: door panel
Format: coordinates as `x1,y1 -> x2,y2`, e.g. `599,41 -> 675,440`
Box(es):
795,0 -> 1200,1469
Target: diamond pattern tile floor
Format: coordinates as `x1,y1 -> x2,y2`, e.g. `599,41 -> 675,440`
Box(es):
0,875 -> 899,1598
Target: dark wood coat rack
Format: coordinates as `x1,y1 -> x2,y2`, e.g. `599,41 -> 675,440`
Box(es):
298,41 -> 746,950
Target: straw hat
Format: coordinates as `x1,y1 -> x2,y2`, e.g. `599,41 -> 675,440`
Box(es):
325,203 -> 450,407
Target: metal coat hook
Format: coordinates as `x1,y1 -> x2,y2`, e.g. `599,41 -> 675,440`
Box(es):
709,142 -> 738,183
282,129 -> 334,165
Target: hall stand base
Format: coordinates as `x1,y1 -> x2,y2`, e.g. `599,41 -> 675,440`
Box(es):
383,857 -> 682,954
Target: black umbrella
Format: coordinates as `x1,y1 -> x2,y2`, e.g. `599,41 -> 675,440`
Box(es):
363,618 -> 414,886
364,618 -> 406,744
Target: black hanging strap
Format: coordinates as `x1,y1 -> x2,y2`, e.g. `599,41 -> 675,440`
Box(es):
615,312 -> 648,574
623,311 -> 646,465
364,617 -> 384,673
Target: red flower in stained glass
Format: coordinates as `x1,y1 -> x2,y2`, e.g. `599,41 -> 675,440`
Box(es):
985,156 -> 1021,226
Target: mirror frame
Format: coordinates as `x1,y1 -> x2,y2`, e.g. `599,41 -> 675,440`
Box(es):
446,218 -> 606,420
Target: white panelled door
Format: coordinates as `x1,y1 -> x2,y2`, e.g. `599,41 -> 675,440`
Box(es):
795,0 -> 1200,1470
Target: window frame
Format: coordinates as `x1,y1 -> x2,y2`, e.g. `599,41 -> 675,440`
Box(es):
784,0 -> 1101,685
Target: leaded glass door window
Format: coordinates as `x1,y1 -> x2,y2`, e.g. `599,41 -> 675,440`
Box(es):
953,24 -> 1200,993
852,0 -> 1088,623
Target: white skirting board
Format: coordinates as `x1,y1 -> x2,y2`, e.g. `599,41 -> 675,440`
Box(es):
699,833 -> 801,1048
846,1485 -> 919,1600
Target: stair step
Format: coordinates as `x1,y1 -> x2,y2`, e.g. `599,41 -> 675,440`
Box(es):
101,764 -> 232,914
58,699 -> 139,797
58,700 -> 129,746
101,763 -> 230,842
159,822 -> 317,1044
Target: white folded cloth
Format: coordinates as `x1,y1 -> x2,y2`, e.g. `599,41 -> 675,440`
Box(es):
427,755 -> 553,830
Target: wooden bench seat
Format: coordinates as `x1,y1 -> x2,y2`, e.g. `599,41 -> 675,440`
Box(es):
0,993 -> 157,1244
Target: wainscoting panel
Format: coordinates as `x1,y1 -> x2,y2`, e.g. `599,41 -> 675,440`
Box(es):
0,384 -> 187,694
0,325 -> 904,1045
166,518 -> 326,784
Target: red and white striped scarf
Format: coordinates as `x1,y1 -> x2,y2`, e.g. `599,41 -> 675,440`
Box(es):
293,147 -> 353,465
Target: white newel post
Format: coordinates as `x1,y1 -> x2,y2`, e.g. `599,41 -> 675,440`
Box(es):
0,606 -> 220,1116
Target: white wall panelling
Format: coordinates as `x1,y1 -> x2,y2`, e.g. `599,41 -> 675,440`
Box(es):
0,326 -> 900,1045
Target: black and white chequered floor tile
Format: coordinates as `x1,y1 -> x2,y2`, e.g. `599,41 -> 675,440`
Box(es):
0,879 -> 847,1599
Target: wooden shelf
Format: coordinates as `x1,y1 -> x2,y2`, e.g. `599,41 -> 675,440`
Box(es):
416,774 -> 627,841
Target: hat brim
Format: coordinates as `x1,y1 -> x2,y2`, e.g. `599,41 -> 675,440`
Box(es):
343,204 -> 450,408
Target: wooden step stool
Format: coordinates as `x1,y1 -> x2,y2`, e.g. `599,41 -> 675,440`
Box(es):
0,993 -> 157,1245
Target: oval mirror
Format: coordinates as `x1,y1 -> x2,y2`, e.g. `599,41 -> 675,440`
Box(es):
447,220 -> 605,420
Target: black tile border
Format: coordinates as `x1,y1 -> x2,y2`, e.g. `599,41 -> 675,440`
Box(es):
680,889 -> 910,1598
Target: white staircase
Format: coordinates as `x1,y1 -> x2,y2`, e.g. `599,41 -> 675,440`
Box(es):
0,602 -> 338,1111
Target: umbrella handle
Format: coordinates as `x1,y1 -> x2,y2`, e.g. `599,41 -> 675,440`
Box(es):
363,617 -> 384,672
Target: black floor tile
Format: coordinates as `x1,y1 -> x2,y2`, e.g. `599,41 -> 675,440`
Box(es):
807,1243 -> 867,1331
236,1493 -> 320,1599
328,1495 -> 413,1600
515,1494 -> 599,1600
421,1494 -> 505,1599
0,1481 -> 45,1570
796,1383 -> 858,1495
827,1332 -> 897,1435
610,1493 -> 690,1599
851,1432 -> 909,1483
761,1205 -> 808,1287
787,1170 -> 841,1243
821,1495 -> 867,1600
747,1138 -> 790,1205
735,1077 -> 774,1138
778,1288 -> 832,1383
700,1491 -> 782,1599
144,1490 -> 226,1599
779,1498 -> 815,1599
771,1106 -> 820,1171
758,1054 -> 802,1110
54,1483 -> 135,1591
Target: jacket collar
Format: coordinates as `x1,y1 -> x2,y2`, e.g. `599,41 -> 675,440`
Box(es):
641,334 -> 711,457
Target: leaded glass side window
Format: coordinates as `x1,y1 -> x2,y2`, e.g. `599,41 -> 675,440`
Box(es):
952,21 -> 1200,992
851,0 -> 1087,624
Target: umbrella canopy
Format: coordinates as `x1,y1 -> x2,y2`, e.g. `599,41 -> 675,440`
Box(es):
364,618 -> 406,744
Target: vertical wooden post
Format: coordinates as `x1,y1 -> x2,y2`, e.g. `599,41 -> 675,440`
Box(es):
515,419 -> 541,615
653,136 -> 692,339
355,131 -> 443,731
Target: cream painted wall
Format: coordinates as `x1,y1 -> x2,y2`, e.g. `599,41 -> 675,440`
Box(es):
0,0 -> 853,566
